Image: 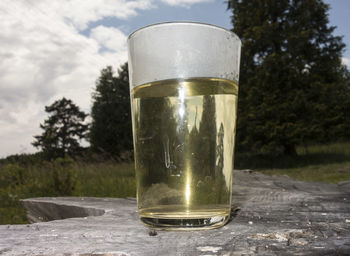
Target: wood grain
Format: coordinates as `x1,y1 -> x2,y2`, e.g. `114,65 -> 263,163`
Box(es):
0,170 -> 349,255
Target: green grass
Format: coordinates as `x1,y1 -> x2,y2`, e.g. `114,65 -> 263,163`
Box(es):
73,162 -> 135,197
0,158 -> 135,225
258,142 -> 350,183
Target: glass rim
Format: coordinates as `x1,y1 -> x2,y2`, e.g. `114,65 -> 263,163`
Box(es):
127,21 -> 240,42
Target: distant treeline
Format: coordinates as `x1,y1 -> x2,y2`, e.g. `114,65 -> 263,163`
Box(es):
27,63 -> 132,162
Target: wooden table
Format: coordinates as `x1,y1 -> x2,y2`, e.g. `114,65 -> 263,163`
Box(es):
1,170 -> 349,255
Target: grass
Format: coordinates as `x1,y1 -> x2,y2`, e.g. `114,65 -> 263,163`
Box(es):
0,158 -> 135,225
256,142 -> 350,183
73,162 -> 135,197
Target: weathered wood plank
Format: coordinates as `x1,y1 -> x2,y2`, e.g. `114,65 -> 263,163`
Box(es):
0,170 -> 349,255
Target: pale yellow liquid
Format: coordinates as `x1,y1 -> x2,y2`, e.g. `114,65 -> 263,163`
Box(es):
131,78 -> 238,230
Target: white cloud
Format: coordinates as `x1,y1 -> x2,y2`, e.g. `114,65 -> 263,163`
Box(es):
90,25 -> 127,52
0,1 -> 129,157
160,0 -> 213,7
33,0 -> 155,31
342,57 -> 350,67
0,0 -> 213,157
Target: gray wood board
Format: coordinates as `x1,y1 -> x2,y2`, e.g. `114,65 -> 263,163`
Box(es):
0,170 -> 349,255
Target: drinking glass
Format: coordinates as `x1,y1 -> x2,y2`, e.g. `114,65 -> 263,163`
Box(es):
127,22 -> 241,230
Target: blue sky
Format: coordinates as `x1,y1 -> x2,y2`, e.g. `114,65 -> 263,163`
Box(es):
0,0 -> 349,157
82,0 -> 232,36
325,0 -> 350,61
86,0 -> 350,59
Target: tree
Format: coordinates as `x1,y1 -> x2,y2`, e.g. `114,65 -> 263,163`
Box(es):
32,98 -> 88,159
197,96 -> 217,176
90,63 -> 133,157
228,0 -> 350,155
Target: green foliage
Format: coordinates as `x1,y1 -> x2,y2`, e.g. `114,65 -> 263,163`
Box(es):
73,162 -> 135,197
51,156 -> 77,196
0,160 -> 136,224
228,0 -> 350,155
90,64 -> 133,158
32,97 -> 88,159
0,163 -> 34,224
0,152 -> 46,166
0,164 -> 26,189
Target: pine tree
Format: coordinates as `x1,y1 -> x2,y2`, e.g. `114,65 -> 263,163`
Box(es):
32,98 -> 88,159
228,0 -> 350,155
197,96 -> 217,176
90,63 -> 133,157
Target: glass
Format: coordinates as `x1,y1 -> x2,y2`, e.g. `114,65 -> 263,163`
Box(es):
127,22 -> 241,230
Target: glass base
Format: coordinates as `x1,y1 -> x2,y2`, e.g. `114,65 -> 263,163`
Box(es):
139,206 -> 231,230
140,215 -> 230,230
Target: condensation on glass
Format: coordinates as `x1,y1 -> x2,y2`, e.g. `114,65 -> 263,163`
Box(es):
127,22 -> 241,230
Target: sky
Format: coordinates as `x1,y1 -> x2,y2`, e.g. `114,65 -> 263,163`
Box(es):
0,0 -> 349,158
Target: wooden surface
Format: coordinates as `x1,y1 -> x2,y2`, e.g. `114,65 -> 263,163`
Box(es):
1,170 -> 350,255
